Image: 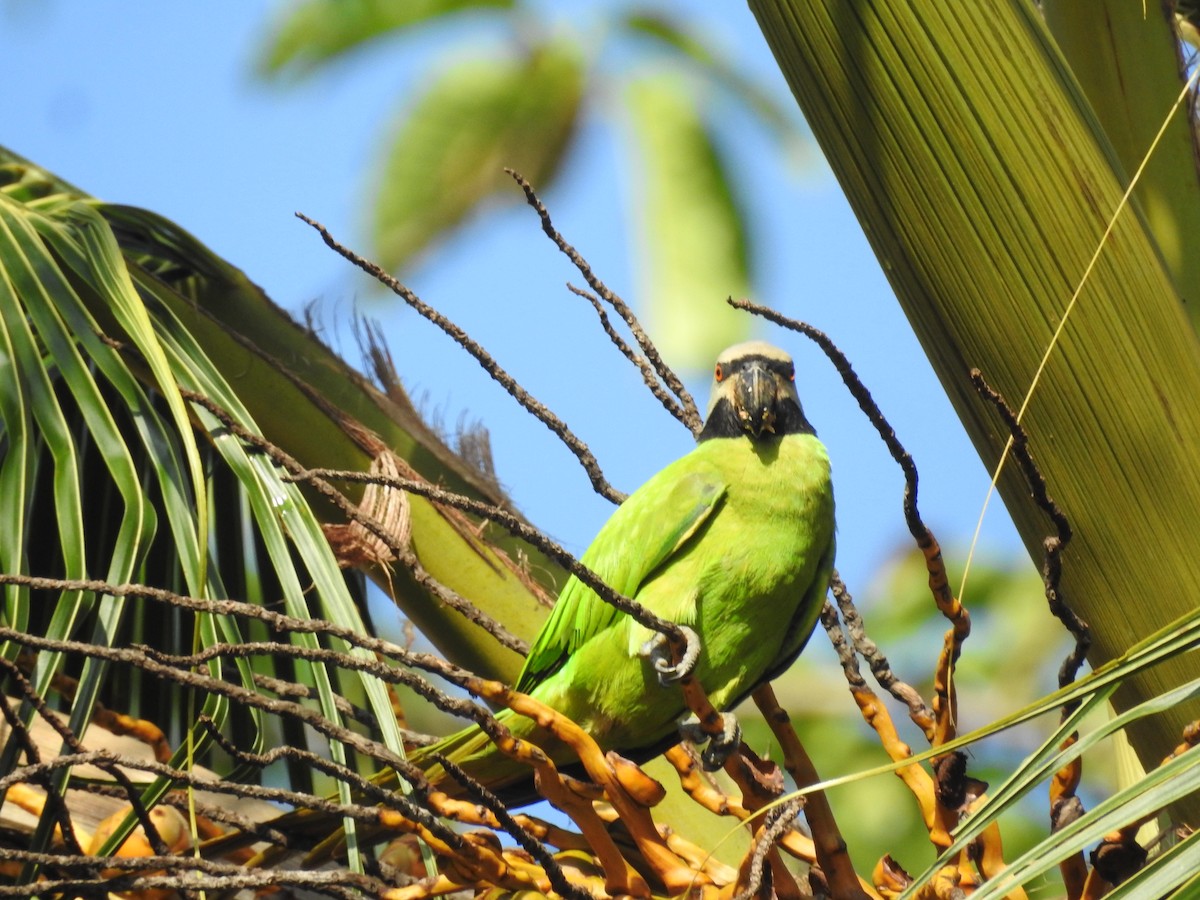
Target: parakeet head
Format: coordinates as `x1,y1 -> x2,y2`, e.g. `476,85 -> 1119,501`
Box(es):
698,341 -> 813,441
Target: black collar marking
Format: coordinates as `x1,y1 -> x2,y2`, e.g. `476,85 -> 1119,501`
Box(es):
697,396 -> 815,442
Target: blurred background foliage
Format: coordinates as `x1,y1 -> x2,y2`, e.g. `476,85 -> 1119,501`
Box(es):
255,0 -> 810,368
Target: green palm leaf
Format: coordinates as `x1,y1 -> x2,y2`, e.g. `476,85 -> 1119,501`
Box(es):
0,149 -> 562,876
748,1 -> 1200,829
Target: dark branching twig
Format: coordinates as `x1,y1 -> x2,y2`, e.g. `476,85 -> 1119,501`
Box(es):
203,715 -> 564,880
972,371 -> 1091,900
0,847 -> 387,899
818,598 -> 865,691
144,637 -> 548,796
831,575 -> 935,731
157,638 -> 534,776
0,628 -> 460,833
0,669 -> 84,858
0,749 -> 427,853
83,779 -> 284,847
0,656 -> 168,858
431,753 -> 588,900
1,626 -> 582,884
566,283 -> 695,432
0,573 -> 490,711
735,797 -> 806,900
197,715 -> 426,816
507,169 -> 703,435
250,671 -> 379,729
3,572 -> 567,862
0,568 -> 676,882
969,369 -> 1090,698
823,585 -> 935,761
295,211 -> 626,505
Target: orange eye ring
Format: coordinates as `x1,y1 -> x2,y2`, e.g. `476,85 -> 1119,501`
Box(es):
714,363 -> 724,382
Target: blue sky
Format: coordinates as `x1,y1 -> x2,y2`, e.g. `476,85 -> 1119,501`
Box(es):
0,1 -> 1032,617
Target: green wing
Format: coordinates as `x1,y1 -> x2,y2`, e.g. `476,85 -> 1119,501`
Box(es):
515,460 -> 727,694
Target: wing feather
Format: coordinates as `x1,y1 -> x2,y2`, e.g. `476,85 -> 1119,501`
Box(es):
515,461 -> 726,694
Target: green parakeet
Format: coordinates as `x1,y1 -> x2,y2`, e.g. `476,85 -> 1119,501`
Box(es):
418,339 -> 835,798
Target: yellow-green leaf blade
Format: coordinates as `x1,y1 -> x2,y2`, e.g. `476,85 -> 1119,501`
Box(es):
258,0 -> 515,77
372,40 -> 586,272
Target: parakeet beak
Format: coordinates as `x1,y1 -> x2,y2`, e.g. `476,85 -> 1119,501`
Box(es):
733,361 -> 778,438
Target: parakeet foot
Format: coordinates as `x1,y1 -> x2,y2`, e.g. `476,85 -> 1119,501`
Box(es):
639,625 -> 701,685
679,712 -> 742,771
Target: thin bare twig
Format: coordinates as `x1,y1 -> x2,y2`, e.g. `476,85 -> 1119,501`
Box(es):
2,628 -> 579,889
970,368 -> 1090,896
431,753 -> 587,900
0,748 -> 427,851
83,778 -> 284,848
101,330 -> 534,657
294,467 -> 686,648
0,570 -> 694,894
0,572 -> 493,703
507,169 -> 702,435
0,627 -> 459,832
141,639 -> 495,735
0,847 -> 386,899
296,211 -> 626,504
968,369 -> 1090,695
734,798 -> 805,900
203,713 -> 563,888
198,716 -> 420,812
0,656 -> 166,858
818,597 -> 865,690
293,469 -> 705,726
0,674 -> 84,858
830,573 -> 935,737
817,590 -> 947,856
566,283 -> 693,431
250,671 -> 379,728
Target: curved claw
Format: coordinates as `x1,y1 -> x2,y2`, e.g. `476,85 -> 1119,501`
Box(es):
639,626 -> 700,686
678,712 -> 742,771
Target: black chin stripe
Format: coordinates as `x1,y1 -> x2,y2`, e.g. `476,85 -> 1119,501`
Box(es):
774,399 -> 816,436
697,398 -> 815,441
697,398 -> 745,440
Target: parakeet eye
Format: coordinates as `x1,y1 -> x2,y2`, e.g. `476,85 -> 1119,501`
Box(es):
788,365 -> 795,381
714,363 -> 724,382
